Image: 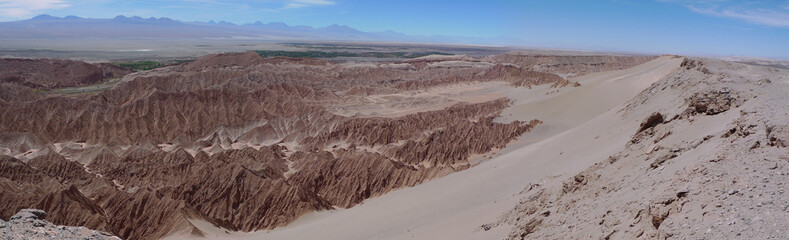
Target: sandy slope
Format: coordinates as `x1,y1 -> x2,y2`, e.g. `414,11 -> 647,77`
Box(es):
498,58 -> 789,239
497,55 -> 683,143
176,56 -> 683,239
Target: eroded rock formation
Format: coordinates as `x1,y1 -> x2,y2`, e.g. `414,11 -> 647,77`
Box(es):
0,58 -> 131,89
484,54 -> 656,77
0,52 -> 653,239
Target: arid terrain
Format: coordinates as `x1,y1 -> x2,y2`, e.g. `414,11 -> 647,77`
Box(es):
0,47 -> 657,239
206,54 -> 789,240
1,44 -> 787,240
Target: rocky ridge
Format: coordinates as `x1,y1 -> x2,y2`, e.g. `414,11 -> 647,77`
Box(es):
485,54 -> 657,78
0,209 -> 120,239
494,58 -> 789,239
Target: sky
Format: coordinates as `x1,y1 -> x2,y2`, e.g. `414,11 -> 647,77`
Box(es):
0,0 -> 788,59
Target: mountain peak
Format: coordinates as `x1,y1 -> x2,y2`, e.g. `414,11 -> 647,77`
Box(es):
319,24 -> 361,34
109,15 -> 179,24
31,14 -> 58,20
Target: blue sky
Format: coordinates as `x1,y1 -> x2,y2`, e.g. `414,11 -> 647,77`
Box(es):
0,0 -> 788,59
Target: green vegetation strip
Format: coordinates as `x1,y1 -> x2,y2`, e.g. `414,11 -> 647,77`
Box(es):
254,50 -> 450,59
284,43 -> 376,50
110,61 -> 164,71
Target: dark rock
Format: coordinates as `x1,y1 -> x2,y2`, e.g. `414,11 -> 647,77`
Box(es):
683,90 -> 742,116
650,152 -> 677,169
9,209 -> 46,221
638,113 -> 664,133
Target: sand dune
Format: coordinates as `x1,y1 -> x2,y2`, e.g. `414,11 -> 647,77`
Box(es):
185,56 -> 684,240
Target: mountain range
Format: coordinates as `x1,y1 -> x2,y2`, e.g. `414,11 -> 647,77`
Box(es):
0,15 -> 494,44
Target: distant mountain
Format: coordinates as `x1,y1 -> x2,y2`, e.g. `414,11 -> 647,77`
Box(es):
0,14 -> 423,42
0,15 -> 511,45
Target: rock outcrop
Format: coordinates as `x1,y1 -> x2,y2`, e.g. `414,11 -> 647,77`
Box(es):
0,209 -> 120,239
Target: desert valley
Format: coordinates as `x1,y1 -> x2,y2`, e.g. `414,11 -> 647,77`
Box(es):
1,1 -> 789,240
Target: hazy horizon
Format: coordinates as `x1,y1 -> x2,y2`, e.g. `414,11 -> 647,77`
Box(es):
0,0 -> 788,59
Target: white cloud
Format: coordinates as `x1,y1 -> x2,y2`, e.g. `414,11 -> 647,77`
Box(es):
688,5 -> 789,27
658,0 -> 789,27
281,0 -> 334,9
0,0 -> 70,18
